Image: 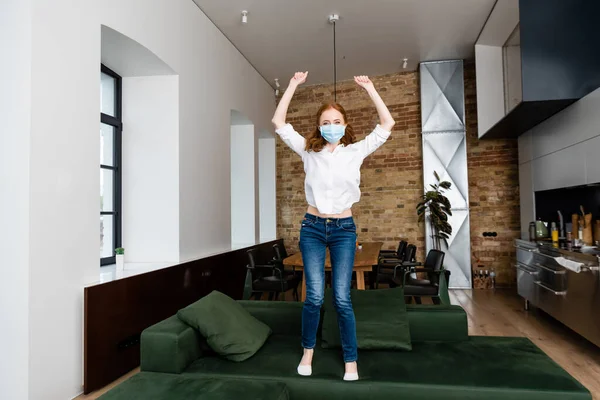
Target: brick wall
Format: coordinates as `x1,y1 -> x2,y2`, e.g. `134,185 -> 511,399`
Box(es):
464,63 -> 520,286
275,62 -> 520,286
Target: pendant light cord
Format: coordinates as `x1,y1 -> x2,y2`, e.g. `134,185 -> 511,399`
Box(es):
333,20 -> 337,102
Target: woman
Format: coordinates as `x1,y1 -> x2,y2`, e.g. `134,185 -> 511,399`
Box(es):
271,71 -> 395,381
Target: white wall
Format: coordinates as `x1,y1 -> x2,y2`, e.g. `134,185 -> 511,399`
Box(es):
518,87 -> 600,237
14,0 -> 275,398
28,0 -> 99,397
259,136 -> 277,241
176,11 -> 274,261
0,1 -> 31,398
122,76 -> 179,263
231,124 -> 257,246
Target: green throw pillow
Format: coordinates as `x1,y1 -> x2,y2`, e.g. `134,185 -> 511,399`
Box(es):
321,287 -> 412,351
177,290 -> 272,361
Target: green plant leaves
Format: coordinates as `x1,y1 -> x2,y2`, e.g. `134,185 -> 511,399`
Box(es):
439,181 -> 452,190
418,171 -> 453,249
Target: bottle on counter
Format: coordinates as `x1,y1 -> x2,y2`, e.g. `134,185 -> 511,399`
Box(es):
529,222 -> 536,242
551,222 -> 559,247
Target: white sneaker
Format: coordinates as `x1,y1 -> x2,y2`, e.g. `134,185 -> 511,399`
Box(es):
297,364 -> 312,376
343,372 -> 359,381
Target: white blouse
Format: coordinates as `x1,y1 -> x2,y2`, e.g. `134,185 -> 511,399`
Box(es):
275,124 -> 391,214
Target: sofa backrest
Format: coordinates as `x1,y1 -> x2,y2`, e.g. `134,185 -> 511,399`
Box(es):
239,301 -> 468,343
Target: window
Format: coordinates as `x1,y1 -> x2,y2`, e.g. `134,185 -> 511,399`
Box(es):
100,65 -> 122,266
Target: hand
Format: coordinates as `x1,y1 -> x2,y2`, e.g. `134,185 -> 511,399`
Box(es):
290,71 -> 308,87
354,75 -> 374,91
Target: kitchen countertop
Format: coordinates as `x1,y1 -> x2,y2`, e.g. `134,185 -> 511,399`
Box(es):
515,238 -> 600,266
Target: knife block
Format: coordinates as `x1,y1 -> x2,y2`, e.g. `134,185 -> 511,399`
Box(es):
572,214 -> 579,238
584,213 -> 593,245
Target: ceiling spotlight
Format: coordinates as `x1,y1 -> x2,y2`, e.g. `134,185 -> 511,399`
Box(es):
241,10 -> 248,24
402,58 -> 408,69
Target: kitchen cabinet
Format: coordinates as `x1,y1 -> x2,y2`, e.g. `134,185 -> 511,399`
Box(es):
532,143 -> 586,192
502,25 -> 521,114
476,0 -> 600,139
514,239 -> 600,348
518,131 -> 532,165
518,161 -> 533,237
585,135 -> 600,185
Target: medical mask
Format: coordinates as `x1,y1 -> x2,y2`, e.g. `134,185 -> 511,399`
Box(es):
319,124 -> 346,143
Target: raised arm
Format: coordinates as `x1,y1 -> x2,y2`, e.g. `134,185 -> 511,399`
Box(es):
353,76 -> 396,158
271,71 -> 308,129
271,72 -> 309,157
355,75 -> 395,131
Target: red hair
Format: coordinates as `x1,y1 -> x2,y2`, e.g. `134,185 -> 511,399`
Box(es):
305,103 -> 356,152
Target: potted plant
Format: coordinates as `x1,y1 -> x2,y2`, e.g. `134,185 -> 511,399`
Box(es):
416,171 -> 453,250
115,247 -> 125,272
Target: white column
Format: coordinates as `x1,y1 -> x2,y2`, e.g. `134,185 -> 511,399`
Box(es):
230,124 -> 256,246
259,136 -> 277,241
0,1 -> 32,398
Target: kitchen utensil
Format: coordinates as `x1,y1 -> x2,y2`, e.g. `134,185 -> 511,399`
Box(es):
557,210 -> 565,238
535,219 -> 549,239
529,222 -> 536,241
572,214 -> 579,238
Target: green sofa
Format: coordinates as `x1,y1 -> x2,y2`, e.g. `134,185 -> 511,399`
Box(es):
100,299 -> 590,400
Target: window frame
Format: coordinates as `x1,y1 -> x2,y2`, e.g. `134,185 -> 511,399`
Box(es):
100,64 -> 123,266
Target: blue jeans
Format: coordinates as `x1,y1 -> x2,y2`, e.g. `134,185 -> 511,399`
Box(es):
299,213 -> 358,363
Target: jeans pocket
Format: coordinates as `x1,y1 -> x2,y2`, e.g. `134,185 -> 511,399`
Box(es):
301,218 -> 316,228
340,221 -> 357,232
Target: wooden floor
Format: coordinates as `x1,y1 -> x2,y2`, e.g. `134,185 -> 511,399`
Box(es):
449,289 -> 600,399
77,289 -> 600,399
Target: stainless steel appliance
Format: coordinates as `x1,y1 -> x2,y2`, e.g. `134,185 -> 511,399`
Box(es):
514,239 -> 600,347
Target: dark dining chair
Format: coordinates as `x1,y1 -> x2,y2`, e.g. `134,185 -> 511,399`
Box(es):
272,243 -> 300,301
378,240 -> 408,262
243,248 -> 300,301
375,244 -> 416,289
392,249 -> 448,305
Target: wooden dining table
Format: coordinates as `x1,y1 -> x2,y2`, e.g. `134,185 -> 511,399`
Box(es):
283,242 -> 383,301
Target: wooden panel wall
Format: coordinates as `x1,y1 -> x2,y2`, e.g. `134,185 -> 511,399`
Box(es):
83,239 -> 283,393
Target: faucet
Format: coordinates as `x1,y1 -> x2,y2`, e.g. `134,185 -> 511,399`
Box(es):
557,210 -> 565,239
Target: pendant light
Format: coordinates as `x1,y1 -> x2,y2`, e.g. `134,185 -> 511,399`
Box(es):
328,14 -> 339,102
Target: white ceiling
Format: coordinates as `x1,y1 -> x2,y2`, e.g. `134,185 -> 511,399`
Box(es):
192,0 -> 496,88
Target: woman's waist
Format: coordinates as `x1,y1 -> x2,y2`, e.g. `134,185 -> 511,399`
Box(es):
305,206 -> 353,220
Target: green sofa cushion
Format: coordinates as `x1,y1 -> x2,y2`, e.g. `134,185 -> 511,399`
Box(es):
183,335 -> 590,400
321,287 -> 411,350
405,304 -> 468,342
98,373 -> 289,400
140,315 -> 204,374
177,290 -> 271,362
